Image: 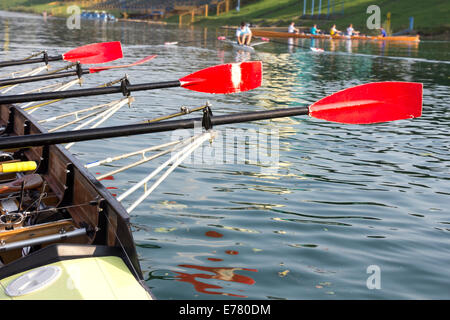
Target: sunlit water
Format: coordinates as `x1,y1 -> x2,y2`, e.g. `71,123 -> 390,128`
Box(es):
1,11 -> 449,299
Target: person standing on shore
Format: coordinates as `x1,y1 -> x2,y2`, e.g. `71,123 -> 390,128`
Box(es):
236,21 -> 252,45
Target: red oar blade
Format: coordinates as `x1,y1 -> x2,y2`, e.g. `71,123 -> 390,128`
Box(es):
88,55 -> 157,73
62,41 -> 123,64
179,61 -> 262,94
309,82 -> 422,124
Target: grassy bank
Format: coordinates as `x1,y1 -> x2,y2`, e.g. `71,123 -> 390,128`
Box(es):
0,0 -> 119,18
1,1 -> 449,39
190,0 -> 449,39
0,0 -> 68,16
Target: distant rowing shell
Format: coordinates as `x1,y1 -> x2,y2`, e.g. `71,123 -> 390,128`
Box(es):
231,42 -> 256,53
220,40 -> 266,53
252,29 -> 420,42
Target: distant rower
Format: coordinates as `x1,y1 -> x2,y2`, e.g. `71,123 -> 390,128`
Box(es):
310,24 -> 321,35
346,24 -> 360,36
288,22 -> 300,34
236,21 -> 252,45
330,24 -> 342,36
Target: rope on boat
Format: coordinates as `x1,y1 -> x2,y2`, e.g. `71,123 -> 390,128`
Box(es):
17,82 -> 64,95
23,78 -> 82,112
85,140 -> 181,169
23,76 -> 127,114
0,57 -> 47,79
38,101 -> 114,125
95,135 -> 199,181
116,132 -> 207,202
47,99 -> 127,133
17,77 -> 81,96
0,65 -> 48,94
0,68 -> 34,79
118,131 -> 216,213
64,96 -> 133,150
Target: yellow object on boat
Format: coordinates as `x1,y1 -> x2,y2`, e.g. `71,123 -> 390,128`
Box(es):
0,161 -> 37,173
0,256 -> 152,300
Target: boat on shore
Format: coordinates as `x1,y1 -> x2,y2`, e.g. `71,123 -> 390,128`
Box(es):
251,29 -> 420,42
81,11 -> 117,22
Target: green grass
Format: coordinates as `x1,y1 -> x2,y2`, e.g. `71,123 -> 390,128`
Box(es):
1,1 -> 449,38
0,1 -> 93,17
191,0 -> 450,38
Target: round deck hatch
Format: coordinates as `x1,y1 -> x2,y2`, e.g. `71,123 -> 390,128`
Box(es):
5,265 -> 61,297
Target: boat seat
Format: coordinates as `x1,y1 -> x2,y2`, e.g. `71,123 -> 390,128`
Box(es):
0,243 -> 126,280
0,174 -> 43,195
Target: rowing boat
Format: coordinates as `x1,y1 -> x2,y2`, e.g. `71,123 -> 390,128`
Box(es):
220,39 -> 256,52
0,105 -> 153,299
217,36 -> 270,53
0,43 -> 155,299
232,42 -> 256,52
0,49 -> 263,299
251,29 -> 420,42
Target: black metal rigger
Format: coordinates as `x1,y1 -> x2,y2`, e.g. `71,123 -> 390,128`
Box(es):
0,106 -> 310,150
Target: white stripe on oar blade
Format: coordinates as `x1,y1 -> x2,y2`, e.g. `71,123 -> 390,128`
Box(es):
231,63 -> 242,91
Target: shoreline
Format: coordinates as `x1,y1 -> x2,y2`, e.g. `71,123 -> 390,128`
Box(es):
1,8 -> 448,41
199,20 -> 450,41
219,25 -> 449,41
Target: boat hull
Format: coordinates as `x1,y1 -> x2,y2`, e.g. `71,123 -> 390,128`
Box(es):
252,29 -> 420,42
0,104 -> 152,299
232,43 -> 256,52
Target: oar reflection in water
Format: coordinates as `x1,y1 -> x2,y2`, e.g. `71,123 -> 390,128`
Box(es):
172,230 -> 257,297
174,263 -> 257,298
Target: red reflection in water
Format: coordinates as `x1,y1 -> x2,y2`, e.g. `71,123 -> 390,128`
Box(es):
225,250 -> 239,255
175,264 -> 257,298
97,173 -> 114,180
207,258 -> 223,262
106,186 -> 117,196
205,231 -> 223,238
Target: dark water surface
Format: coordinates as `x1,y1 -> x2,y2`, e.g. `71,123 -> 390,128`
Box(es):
1,11 -> 449,299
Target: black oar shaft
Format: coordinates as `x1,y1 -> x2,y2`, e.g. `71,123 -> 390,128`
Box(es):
0,55 -> 63,68
0,80 -> 181,104
0,69 -> 88,86
0,106 -> 309,149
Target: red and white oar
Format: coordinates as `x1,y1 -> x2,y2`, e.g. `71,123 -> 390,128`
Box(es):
0,41 -> 124,68
179,60 -> 262,94
308,81 -> 422,124
0,61 -> 263,104
0,55 -> 157,86
0,81 -> 423,150
61,41 -> 123,64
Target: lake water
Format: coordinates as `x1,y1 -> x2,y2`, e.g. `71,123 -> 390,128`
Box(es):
0,10 -> 449,299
